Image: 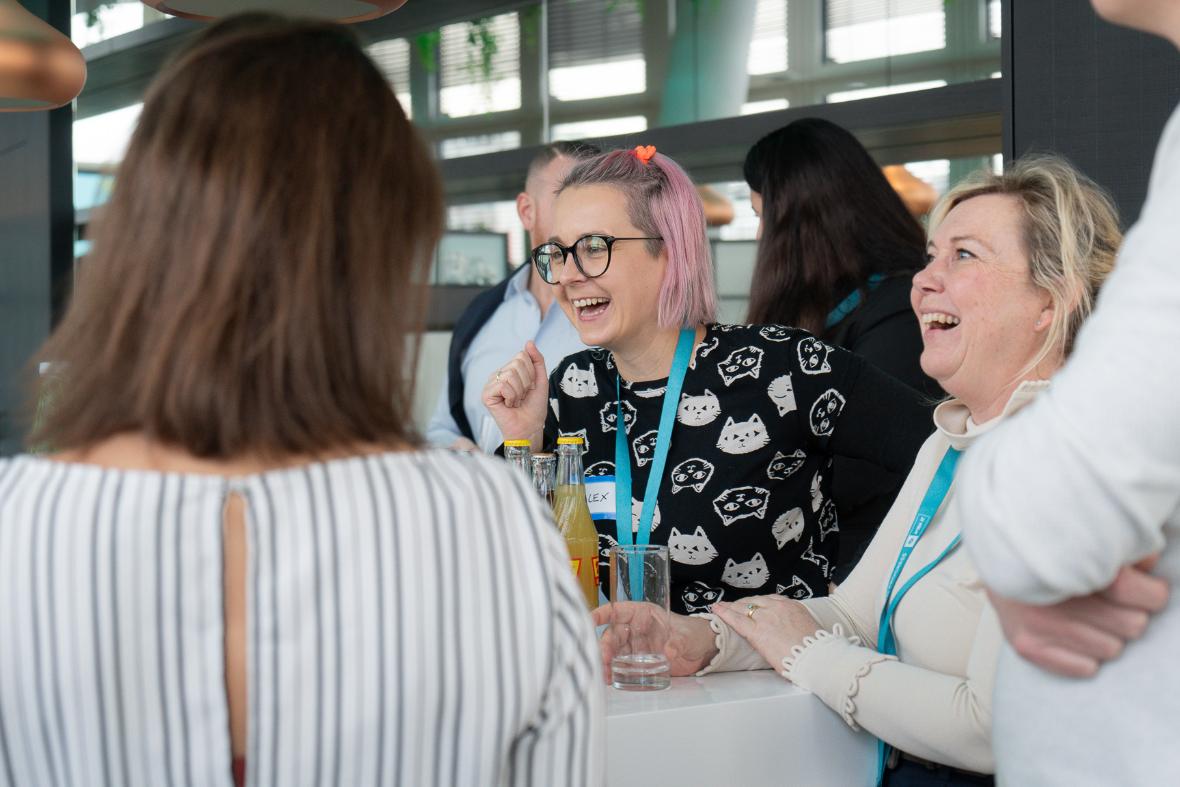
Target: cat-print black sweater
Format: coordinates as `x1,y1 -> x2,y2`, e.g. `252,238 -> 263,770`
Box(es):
541,323 -> 933,615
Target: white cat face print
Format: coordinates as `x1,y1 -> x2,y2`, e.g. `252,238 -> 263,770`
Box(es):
767,374 -> 797,417
772,507 -> 806,549
716,414 -> 771,455
597,533 -> 618,570
796,337 -> 832,375
810,470 -> 823,512
759,325 -> 792,342
560,363 -> 599,397
677,389 -> 721,427
599,399 -> 638,434
801,538 -> 831,578
668,526 -> 719,565
717,346 -> 765,386
585,460 -> 615,478
818,500 -> 838,542
671,457 -> 715,494
681,581 -> 724,613
632,429 -> 658,466
722,552 -> 770,589
697,335 -> 720,357
767,449 -> 806,481
631,498 -> 661,533
560,429 -> 590,454
777,576 -> 814,600
712,485 -> 770,526
809,388 -> 846,437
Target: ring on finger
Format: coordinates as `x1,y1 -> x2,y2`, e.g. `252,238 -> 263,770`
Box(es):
746,603 -> 763,620
494,369 -> 504,382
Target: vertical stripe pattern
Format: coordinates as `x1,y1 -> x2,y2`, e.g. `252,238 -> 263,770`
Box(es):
0,450 -> 603,786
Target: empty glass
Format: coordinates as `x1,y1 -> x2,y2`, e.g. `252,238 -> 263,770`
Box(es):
607,544 -> 671,691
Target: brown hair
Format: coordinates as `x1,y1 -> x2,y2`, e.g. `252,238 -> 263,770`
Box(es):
28,14 -> 443,458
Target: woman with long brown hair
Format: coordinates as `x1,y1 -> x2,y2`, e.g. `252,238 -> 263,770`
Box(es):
743,118 -> 942,581
0,15 -> 601,787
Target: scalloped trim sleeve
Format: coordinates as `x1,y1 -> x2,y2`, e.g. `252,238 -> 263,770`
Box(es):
780,624 -> 896,730
691,613 -> 773,675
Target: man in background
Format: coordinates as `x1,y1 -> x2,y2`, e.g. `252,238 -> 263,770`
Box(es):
426,140 -> 600,452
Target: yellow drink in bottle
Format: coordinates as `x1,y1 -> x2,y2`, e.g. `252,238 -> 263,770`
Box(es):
554,437 -> 600,609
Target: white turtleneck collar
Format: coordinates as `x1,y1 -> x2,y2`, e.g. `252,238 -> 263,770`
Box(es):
933,379 -> 1051,452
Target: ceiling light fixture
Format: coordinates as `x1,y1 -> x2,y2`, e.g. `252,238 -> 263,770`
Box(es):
141,0 -> 408,24
0,0 -> 86,112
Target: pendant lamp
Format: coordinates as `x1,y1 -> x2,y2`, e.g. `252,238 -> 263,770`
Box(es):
141,0 -> 408,24
0,0 -> 86,111
883,164 -> 938,218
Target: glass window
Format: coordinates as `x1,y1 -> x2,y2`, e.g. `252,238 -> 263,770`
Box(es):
439,13 -> 521,118
748,0 -> 788,75
551,115 -> 647,141
367,38 -> 412,118
548,0 -> 645,100
826,79 -> 946,103
72,1 -> 160,48
741,98 -> 789,115
825,0 -> 946,64
904,158 -> 951,196
440,132 -> 523,159
447,202 -> 527,266
73,103 -> 143,168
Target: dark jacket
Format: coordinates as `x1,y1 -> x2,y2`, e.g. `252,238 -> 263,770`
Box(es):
445,267 -> 520,441
826,275 -> 943,582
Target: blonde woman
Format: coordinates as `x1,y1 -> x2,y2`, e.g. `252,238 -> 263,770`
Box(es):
600,155 -> 1122,786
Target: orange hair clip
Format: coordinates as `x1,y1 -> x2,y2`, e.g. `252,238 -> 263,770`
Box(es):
633,144 -> 657,165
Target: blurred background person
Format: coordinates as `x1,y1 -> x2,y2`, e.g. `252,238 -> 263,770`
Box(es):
0,16 -> 602,787
956,0 -> 1180,783
426,140 -> 600,453
743,118 -> 942,582
484,146 -> 934,615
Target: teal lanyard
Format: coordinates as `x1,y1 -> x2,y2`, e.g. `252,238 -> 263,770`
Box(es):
874,446 -> 962,785
615,328 -> 696,597
826,273 -> 885,329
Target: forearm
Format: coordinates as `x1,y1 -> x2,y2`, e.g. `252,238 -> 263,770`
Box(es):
787,635 -> 993,773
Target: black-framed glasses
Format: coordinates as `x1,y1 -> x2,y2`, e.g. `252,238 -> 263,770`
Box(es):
531,234 -> 663,285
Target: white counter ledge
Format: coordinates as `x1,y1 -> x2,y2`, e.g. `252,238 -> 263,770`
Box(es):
605,670 -> 875,786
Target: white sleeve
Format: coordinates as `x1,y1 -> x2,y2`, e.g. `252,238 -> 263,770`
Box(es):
423,368 -> 464,448
508,499 -> 605,787
955,113 -> 1180,603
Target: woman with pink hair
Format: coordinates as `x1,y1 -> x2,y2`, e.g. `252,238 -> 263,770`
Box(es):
482,146 -> 932,618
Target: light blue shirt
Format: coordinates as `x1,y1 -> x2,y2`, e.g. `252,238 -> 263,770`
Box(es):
425,264 -> 586,452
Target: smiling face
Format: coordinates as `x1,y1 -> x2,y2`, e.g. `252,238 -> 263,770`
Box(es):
912,193 -> 1054,416
550,184 -> 667,352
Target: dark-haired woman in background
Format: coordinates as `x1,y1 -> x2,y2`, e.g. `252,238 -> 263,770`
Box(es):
743,118 -> 942,582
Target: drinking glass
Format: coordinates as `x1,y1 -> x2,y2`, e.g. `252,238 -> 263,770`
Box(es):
607,544 -> 671,691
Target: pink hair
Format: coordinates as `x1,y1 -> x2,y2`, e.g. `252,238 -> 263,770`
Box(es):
558,148 -> 717,329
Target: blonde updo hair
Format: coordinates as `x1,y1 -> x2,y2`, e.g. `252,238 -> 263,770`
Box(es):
928,154 -> 1122,376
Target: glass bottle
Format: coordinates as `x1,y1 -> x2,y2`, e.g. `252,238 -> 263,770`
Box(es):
554,437 -> 600,609
531,453 -> 557,509
504,439 -> 533,479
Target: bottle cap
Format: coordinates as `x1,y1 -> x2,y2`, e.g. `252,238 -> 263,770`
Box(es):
504,439 -> 532,447
556,436 -> 585,445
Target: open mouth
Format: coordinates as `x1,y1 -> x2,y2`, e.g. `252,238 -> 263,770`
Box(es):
572,296 -> 611,321
921,311 -> 961,333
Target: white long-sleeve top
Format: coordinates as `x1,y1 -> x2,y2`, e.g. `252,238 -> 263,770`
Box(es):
0,449 -> 604,787
699,384 -> 1049,774
955,104 -> 1180,785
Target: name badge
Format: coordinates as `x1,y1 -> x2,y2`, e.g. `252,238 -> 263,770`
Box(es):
584,476 -> 616,521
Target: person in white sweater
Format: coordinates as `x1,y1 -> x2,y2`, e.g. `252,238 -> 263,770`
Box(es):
594,155 -> 1122,786
951,2 -> 1180,784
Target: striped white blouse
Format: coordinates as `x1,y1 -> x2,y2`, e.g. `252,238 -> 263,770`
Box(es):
0,449 -> 604,787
